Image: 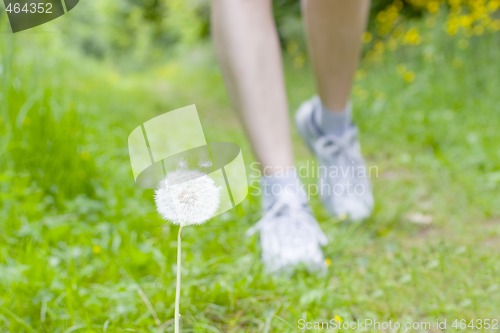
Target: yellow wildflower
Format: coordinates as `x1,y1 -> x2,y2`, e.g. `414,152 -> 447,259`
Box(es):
92,245 -> 102,254
362,31 -> 372,44
458,15 -> 473,29
446,19 -> 460,35
397,65 -> 415,84
427,1 -> 440,14
293,54 -> 305,69
402,28 -> 422,45
403,71 -> 415,83
488,0 -> 500,12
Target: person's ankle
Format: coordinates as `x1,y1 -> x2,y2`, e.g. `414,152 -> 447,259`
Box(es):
260,168 -> 307,210
314,99 -> 352,137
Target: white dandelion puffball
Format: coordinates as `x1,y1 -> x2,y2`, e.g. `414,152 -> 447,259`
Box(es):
154,169 -> 221,226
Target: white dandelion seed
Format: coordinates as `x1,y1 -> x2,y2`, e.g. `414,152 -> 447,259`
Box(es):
198,160 -> 212,169
155,169 -> 221,226
178,158 -> 188,169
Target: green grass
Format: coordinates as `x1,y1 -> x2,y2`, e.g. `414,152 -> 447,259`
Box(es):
1,17 -> 499,333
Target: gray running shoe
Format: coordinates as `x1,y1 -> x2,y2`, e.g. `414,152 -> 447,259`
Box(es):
295,96 -> 374,221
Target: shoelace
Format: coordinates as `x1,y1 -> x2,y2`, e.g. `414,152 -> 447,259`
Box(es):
313,127 -> 360,164
246,190 -> 328,246
314,127 -> 369,190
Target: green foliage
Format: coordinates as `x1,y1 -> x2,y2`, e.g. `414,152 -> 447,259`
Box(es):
0,38 -> 98,212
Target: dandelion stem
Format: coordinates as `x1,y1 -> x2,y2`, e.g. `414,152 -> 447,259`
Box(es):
174,226 -> 183,333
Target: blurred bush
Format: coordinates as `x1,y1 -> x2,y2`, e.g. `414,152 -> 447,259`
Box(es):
59,0 -> 209,66
364,0 -> 500,62
53,0 -> 498,68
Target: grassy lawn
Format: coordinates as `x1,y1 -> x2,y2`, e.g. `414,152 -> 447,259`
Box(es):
1,16 -> 499,333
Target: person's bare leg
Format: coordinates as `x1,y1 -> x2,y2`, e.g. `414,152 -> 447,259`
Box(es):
212,0 -> 329,273
296,0 -> 374,220
211,0 -> 293,175
303,0 -> 370,113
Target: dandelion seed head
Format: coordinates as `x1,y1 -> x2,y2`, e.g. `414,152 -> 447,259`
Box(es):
155,169 -> 220,226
